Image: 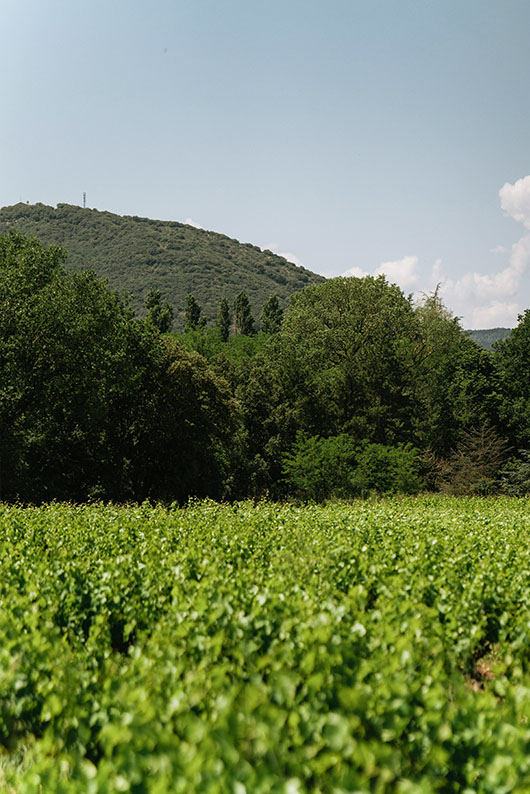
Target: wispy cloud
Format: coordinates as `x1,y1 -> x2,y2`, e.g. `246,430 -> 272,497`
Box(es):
469,301 -> 521,329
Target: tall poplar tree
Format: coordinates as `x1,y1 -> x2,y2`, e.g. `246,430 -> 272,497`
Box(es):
216,298 -> 231,342
233,291 -> 255,335
260,293 -> 283,334
184,293 -> 206,331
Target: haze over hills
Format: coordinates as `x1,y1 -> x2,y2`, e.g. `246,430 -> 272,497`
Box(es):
466,328 -> 512,350
0,202 -> 324,330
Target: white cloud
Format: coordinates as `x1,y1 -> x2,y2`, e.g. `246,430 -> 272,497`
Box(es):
277,250 -> 305,268
500,175 -> 530,229
374,255 -> 420,290
341,265 -> 368,278
342,256 -> 429,294
340,246 -> 524,329
184,217 -> 203,229
431,258 -> 443,284
469,301 -> 521,329
339,175 -> 530,328
437,179 -> 530,327
263,242 -> 306,269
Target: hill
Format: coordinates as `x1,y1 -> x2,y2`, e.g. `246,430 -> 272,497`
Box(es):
0,202 -> 324,329
466,327 -> 512,350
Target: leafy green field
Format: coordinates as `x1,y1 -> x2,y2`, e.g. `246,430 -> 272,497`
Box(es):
1,497 -> 530,793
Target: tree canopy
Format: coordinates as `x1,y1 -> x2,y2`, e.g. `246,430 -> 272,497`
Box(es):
0,202 -> 323,329
0,230 -> 236,503
0,232 -> 521,502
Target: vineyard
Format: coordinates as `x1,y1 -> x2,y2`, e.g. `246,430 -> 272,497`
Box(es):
1,497 -> 530,792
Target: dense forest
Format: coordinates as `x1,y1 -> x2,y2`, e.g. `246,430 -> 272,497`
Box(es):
1,229 -> 529,504
0,203 -> 324,329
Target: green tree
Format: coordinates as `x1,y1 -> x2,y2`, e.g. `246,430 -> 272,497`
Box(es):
277,275 -> 422,444
132,337 -> 239,502
0,231 -> 237,503
184,293 -> 206,331
414,289 -> 501,457
282,434 -> 423,501
233,291 -> 255,335
495,309 -> 530,447
216,298 -> 231,342
145,288 -> 174,333
225,276 -> 424,497
260,293 -> 283,334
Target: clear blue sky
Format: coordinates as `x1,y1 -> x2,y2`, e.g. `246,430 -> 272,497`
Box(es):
3,0 -> 530,327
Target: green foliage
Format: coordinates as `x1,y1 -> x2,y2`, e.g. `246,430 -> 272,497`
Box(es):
3,498 -> 530,792
278,275 -> 422,444
0,231 -> 236,503
216,297 -> 230,342
233,290 -> 255,335
283,435 -> 423,501
145,288 -> 174,333
495,309 -> 530,447
184,293 -> 206,331
467,327 -> 512,350
414,290 -> 501,457
223,277 -> 427,498
350,441 -> 424,496
500,450 -> 530,495
0,202 -> 324,330
282,434 -> 357,501
260,293 -> 283,334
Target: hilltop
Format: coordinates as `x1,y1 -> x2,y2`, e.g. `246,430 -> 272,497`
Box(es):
466,327 -> 512,350
0,202 -> 324,329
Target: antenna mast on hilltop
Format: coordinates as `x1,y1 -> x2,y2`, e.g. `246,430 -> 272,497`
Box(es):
83,192 -> 86,208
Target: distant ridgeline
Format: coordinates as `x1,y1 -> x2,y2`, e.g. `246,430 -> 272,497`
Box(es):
0,202 -> 324,330
466,328 -> 512,350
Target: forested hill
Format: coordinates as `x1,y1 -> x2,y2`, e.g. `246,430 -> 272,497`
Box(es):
466,327 -> 512,350
0,202 -> 324,328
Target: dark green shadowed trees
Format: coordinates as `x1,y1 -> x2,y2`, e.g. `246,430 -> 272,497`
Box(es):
0,231 -> 236,502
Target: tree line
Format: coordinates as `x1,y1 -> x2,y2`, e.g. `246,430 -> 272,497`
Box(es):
2,229 -> 530,503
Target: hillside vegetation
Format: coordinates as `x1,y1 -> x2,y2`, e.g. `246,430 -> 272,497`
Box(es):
467,327 -> 512,350
5,228 -> 530,504
0,202 -> 323,329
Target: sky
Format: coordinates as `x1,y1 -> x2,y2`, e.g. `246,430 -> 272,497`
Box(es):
2,0 -> 530,328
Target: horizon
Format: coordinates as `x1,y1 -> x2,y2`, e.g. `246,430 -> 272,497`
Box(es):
0,198 -> 519,332
3,0 -> 530,329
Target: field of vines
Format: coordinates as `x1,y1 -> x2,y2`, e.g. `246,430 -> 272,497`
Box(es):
1,497 -> 530,793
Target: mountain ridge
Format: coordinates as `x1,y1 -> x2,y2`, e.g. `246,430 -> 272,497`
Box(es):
0,202 -> 325,330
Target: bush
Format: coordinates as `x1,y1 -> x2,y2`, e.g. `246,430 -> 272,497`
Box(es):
282,435 -> 423,501
350,442 -> 424,497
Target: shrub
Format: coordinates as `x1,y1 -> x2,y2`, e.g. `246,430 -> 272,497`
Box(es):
283,435 -> 423,501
